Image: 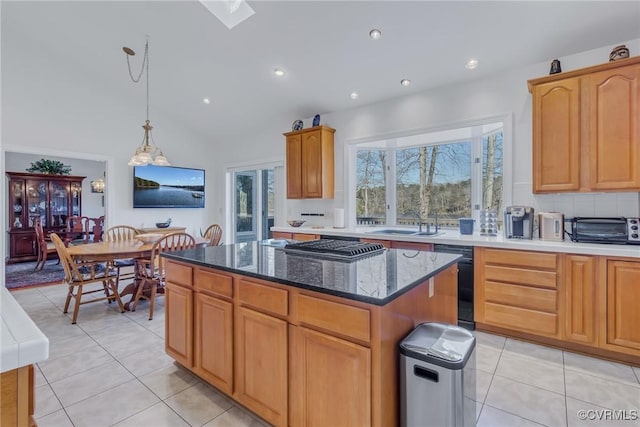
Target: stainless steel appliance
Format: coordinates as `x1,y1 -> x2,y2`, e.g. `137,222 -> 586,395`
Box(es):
539,212 -> 564,241
283,239 -> 385,261
504,206 -> 534,239
568,217 -> 640,245
433,244 -> 474,330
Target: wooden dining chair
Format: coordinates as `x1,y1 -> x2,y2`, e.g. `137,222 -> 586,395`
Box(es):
84,216 -> 105,243
104,225 -> 140,289
50,233 -> 125,324
34,217 -> 57,271
203,223 -> 223,246
132,232 -> 196,320
65,215 -> 88,245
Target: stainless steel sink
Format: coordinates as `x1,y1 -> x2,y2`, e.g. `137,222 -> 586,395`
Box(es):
412,231 -> 443,236
366,229 -> 444,236
366,229 -> 418,235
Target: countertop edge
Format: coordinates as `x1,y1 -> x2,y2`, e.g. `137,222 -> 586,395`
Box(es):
271,226 -> 640,258
161,250 -> 462,306
1,287 -> 49,372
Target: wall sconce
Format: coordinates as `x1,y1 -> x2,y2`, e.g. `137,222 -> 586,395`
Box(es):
91,177 -> 105,193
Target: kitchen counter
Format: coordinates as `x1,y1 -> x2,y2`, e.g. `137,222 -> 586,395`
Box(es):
1,287 -> 49,373
1,286 -> 49,427
161,240 -> 461,305
271,226 -> 640,258
162,241 -> 460,427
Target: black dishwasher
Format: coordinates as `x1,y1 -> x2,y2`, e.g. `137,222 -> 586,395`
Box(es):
433,244 -> 474,330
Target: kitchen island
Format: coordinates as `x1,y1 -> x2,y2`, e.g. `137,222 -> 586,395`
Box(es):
161,240 -> 460,427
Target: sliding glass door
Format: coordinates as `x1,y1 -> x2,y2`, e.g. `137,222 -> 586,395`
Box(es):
233,168 -> 274,243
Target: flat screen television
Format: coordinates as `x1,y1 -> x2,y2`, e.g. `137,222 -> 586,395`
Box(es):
133,165 -> 205,208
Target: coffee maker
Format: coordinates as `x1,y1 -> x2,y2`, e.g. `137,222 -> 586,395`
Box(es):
504,206 -> 535,239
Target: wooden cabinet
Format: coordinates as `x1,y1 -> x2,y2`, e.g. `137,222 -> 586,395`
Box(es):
0,365 -> 35,427
475,248 -> 560,337
272,231 -> 319,241
289,325 -> 371,427
564,255 -> 596,345
284,125 -> 335,199
235,307 -> 288,426
165,281 -> 194,368
194,293 -> 233,394
7,172 -> 84,262
360,237 -> 434,251
601,259 -> 640,354
528,56 -> 640,193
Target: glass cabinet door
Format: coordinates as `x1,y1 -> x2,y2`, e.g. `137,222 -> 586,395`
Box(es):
10,179 -> 25,229
25,179 -> 48,228
50,180 -> 71,228
70,181 -> 82,217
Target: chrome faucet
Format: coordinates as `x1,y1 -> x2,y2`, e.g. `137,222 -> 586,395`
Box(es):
405,209 -> 424,232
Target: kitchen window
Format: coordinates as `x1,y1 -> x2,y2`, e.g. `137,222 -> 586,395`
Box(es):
353,121 -> 505,229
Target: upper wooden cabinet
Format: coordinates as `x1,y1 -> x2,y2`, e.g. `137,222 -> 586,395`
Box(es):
528,56 -> 640,193
284,125 -> 335,199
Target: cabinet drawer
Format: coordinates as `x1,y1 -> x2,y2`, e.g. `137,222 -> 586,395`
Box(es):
484,302 -> 558,336
195,269 -> 233,299
484,249 -> 557,270
292,233 -> 319,241
165,262 -> 193,288
484,265 -> 557,289
485,281 -> 557,313
238,279 -> 288,317
296,294 -> 370,343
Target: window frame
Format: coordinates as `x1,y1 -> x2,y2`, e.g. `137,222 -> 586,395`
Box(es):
346,114 -> 512,229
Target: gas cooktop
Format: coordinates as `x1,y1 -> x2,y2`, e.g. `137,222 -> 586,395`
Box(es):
282,239 -> 385,262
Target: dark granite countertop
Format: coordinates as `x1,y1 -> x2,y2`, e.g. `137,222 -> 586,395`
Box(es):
162,241 -> 461,306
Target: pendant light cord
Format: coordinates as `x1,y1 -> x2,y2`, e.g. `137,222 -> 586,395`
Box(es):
125,39 -> 150,122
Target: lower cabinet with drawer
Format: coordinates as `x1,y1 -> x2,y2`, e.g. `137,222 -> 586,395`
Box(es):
475,247 -> 560,338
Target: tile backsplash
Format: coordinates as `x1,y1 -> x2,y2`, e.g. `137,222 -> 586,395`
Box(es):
533,192 -> 640,218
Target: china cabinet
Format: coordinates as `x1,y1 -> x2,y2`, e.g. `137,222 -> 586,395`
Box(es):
6,172 -> 85,263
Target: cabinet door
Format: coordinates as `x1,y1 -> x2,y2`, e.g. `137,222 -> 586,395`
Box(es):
588,64 -> 640,190
564,255 -> 596,345
605,260 -> 640,352
532,78 -> 581,192
286,134 -> 302,199
391,240 -> 433,251
301,129 -> 323,198
25,179 -> 49,228
289,325 -> 371,427
165,283 -> 193,367
9,232 -> 36,259
235,307 -> 287,427
194,292 -> 233,395
291,233 -> 319,241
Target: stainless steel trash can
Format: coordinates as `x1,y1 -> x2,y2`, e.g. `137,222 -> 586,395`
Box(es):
400,322 -> 476,427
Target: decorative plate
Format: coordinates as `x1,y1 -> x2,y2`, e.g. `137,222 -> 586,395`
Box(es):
292,120 -> 303,131
312,114 -> 320,127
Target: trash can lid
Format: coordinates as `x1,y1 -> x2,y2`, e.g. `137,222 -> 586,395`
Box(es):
399,322 -> 475,370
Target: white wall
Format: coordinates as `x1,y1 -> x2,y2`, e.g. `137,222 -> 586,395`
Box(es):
218,38 -> 640,227
1,25 -> 221,240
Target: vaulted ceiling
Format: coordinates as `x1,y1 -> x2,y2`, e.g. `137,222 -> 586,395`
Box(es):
3,1 -> 640,142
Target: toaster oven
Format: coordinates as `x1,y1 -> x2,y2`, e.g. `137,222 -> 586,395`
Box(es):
568,217 -> 640,245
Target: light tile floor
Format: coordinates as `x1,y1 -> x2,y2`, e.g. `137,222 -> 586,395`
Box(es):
10,283 -> 640,427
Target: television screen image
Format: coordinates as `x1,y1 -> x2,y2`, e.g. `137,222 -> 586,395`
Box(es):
133,165 -> 205,208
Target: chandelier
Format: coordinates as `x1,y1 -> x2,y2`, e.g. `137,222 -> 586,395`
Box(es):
123,39 -> 170,166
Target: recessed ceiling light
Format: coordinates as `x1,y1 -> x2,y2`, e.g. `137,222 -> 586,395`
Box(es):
465,59 -> 479,70
274,68 -> 286,77
350,91 -> 359,100
369,29 -> 382,40
203,98 -> 211,104
400,79 -> 411,86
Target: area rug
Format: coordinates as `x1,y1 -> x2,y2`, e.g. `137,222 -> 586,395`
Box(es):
5,261 -> 64,289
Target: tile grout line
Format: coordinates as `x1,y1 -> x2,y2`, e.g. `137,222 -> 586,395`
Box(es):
563,350 -> 569,427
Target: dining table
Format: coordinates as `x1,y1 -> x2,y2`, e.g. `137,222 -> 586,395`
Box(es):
66,236 -> 207,307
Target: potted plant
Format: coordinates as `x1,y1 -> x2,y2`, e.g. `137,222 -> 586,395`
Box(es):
26,159 -> 72,175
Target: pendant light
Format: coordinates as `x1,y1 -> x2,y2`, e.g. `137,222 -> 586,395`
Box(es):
124,38 -> 170,166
